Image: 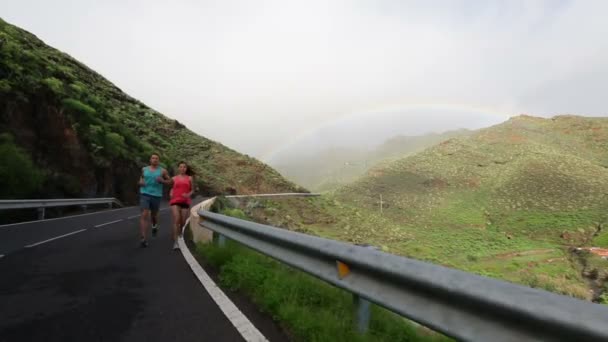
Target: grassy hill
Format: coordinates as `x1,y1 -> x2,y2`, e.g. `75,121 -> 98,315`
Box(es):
333,114 -> 608,300
271,129 -> 470,192
0,18 -> 303,203
230,115 -> 608,302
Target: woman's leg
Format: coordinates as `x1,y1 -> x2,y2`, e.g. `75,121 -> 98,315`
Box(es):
179,207 -> 190,236
170,205 -> 180,241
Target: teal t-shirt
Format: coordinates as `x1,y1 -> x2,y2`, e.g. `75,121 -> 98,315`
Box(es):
140,166 -> 163,197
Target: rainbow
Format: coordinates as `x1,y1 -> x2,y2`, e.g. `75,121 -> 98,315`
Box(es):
260,101 -> 514,162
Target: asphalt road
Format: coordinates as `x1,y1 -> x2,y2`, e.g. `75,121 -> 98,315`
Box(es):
0,204 -> 247,342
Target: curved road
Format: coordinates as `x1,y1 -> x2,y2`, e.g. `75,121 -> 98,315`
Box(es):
0,204 -> 275,341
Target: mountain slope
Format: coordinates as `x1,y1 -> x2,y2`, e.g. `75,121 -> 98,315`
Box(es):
340,115 -> 608,220
0,18 -> 303,202
333,114 -> 608,299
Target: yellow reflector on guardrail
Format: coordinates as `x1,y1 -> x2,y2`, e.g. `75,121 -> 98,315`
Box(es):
336,260 -> 350,279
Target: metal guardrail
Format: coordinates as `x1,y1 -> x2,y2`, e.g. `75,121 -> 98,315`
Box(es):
225,193 -> 321,199
199,209 -> 608,342
0,198 -> 123,219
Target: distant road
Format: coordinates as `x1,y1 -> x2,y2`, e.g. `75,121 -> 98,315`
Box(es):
0,202 -> 249,341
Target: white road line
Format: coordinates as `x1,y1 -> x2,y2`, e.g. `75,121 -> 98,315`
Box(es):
24,229 -> 87,248
94,219 -> 123,228
0,206 -> 136,229
127,214 -> 140,219
160,207 -> 170,211
178,218 -> 268,342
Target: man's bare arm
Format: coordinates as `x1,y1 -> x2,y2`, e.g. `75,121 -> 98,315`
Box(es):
160,169 -> 173,185
138,168 -> 145,186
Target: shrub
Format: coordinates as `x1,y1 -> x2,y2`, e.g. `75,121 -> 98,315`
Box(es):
0,133 -> 45,198
0,79 -> 11,92
104,132 -> 126,158
42,77 -> 64,95
69,81 -> 86,95
62,98 -> 96,115
220,208 -> 249,220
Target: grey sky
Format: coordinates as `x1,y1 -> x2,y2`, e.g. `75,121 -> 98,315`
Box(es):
2,0 -> 607,161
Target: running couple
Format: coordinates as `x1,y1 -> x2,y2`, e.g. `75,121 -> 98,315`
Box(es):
138,153 -> 194,250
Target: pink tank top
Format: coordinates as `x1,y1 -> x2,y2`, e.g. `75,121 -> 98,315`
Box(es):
170,176 -> 192,205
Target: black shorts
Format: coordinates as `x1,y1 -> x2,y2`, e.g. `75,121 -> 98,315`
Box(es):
172,203 -> 190,209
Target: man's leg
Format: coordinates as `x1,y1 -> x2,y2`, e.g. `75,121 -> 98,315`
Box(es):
151,212 -> 158,227
151,196 -> 161,236
139,208 -> 150,247
151,209 -> 159,236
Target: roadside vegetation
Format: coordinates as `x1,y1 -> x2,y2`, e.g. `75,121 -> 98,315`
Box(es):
195,206 -> 451,341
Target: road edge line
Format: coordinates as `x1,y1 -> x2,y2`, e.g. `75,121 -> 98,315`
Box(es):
178,218 -> 268,342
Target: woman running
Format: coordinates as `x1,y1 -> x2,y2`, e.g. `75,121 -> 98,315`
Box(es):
169,161 -> 194,250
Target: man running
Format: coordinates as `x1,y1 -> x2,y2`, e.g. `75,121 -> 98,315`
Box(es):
138,153 -> 172,247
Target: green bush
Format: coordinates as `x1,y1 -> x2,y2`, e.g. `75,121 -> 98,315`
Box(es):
0,133 -> 45,198
104,132 -> 126,157
56,65 -> 74,79
62,97 -> 96,115
42,77 -> 64,95
220,208 -> 249,220
86,94 -> 104,110
115,125 -> 142,150
69,81 -> 86,95
0,79 -> 11,92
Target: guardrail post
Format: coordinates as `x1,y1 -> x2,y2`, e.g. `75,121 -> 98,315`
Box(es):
81,205 -> 88,213
108,202 -> 112,209
37,207 -> 45,220
351,244 -> 377,334
353,294 -> 371,334
212,232 -> 227,248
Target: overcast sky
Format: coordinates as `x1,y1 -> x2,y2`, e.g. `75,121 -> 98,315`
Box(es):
2,1 -> 607,161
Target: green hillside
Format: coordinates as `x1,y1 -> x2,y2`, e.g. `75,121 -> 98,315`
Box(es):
0,18 -> 303,203
232,115 -> 608,302
334,115 -> 608,300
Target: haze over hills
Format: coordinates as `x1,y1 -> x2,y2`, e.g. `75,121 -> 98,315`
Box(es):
271,129 -> 471,191
0,18 -> 302,203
